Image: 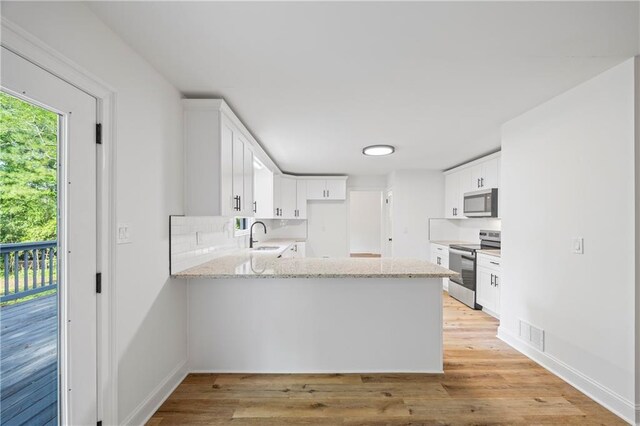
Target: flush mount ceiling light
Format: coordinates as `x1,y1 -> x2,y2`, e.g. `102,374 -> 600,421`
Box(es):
362,145 -> 395,156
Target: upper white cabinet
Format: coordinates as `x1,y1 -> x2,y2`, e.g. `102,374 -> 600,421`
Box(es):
443,152 -> 500,219
256,174 -> 308,219
279,176 -> 297,218
254,166 -> 274,217
469,157 -> 499,190
225,117 -> 254,216
295,179 -> 307,219
185,99 -> 347,219
305,178 -> 348,200
185,99 -> 275,217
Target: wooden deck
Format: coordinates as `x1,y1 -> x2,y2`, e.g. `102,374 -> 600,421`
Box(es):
1,294 -> 58,425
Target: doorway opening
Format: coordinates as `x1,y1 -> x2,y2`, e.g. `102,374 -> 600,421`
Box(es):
0,92 -> 60,424
349,191 -> 383,258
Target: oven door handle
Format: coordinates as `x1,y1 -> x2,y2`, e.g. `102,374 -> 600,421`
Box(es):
449,248 -> 476,260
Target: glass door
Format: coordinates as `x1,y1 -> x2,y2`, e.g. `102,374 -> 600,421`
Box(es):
1,46 -> 98,426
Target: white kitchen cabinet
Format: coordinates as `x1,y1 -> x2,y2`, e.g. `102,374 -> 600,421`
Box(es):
443,152 -> 501,218
254,166 -> 274,218
295,180 -> 307,219
280,176 -> 297,219
220,112 -> 255,216
305,178 -> 347,200
476,253 -> 501,318
273,174 -> 283,218
294,242 -> 306,257
281,242 -> 306,259
430,243 -> 450,291
469,157 -> 499,191
185,99 -> 260,217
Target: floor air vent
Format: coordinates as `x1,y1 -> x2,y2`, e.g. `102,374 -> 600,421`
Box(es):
519,319 -> 545,351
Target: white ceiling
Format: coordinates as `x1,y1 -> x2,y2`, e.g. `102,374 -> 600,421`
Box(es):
88,1 -> 639,175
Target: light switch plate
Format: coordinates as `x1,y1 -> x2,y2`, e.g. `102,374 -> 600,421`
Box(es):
572,237 -> 583,254
117,223 -> 132,244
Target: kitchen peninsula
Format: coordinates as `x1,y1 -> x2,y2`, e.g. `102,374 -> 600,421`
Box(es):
174,244 -> 456,374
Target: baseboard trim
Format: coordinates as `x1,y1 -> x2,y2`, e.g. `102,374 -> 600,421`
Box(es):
189,368 -> 445,374
497,327 -> 636,425
120,359 -> 188,426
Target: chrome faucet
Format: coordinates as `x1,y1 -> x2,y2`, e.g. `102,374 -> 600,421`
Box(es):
249,221 -> 267,248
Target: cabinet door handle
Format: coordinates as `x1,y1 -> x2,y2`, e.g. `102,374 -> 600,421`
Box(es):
495,275 -> 499,287
253,201 -> 257,213
480,177 -> 484,187
477,178 -> 480,188
238,196 -> 242,211
490,274 -> 494,286
327,189 -> 330,198
490,261 -> 500,266
323,190 -> 326,197
437,257 -> 441,265
234,195 -> 240,211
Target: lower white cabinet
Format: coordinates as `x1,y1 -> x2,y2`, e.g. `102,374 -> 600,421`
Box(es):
430,243 -> 450,291
281,242 -> 306,259
476,253 -> 501,318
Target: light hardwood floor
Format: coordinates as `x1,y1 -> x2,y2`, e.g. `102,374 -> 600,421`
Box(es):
148,293 -> 625,425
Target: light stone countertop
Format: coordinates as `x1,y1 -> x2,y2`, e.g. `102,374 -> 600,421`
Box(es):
173,252 -> 458,279
477,249 -> 501,258
430,240 -> 475,247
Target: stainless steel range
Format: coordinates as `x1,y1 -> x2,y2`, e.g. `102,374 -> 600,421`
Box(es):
448,230 -> 501,309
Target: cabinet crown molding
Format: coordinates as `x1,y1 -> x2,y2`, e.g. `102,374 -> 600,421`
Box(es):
443,151 -> 501,175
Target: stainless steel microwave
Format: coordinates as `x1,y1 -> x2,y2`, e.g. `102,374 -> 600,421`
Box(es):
463,188 -> 498,217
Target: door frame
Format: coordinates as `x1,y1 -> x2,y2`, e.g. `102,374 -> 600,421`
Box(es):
1,18 -> 118,425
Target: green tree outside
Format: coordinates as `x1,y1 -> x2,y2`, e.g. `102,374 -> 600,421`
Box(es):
1,91 -> 58,244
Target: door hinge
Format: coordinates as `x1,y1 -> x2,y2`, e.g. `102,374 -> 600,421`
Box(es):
96,123 -> 102,144
96,272 -> 102,294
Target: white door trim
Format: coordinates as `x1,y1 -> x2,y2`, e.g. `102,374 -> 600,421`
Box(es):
1,17 -> 118,425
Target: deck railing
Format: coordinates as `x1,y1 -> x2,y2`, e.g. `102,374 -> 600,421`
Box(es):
0,241 -> 57,302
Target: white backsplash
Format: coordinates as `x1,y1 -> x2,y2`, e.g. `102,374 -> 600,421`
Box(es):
170,216 -> 248,274
428,218 -> 501,243
261,219 -> 307,241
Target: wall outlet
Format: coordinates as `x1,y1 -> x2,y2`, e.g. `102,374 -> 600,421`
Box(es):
117,223 -> 132,244
572,237 -> 584,254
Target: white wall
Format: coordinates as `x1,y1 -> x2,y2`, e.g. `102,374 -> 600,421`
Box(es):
2,2 -> 187,423
428,218 -> 502,243
387,170 -> 444,259
501,58 -> 636,421
349,191 -> 382,254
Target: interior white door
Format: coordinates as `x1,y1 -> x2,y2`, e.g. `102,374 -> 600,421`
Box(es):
1,47 -> 98,425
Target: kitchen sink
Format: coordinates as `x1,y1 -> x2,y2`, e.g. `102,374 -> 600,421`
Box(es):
253,246 -> 280,251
